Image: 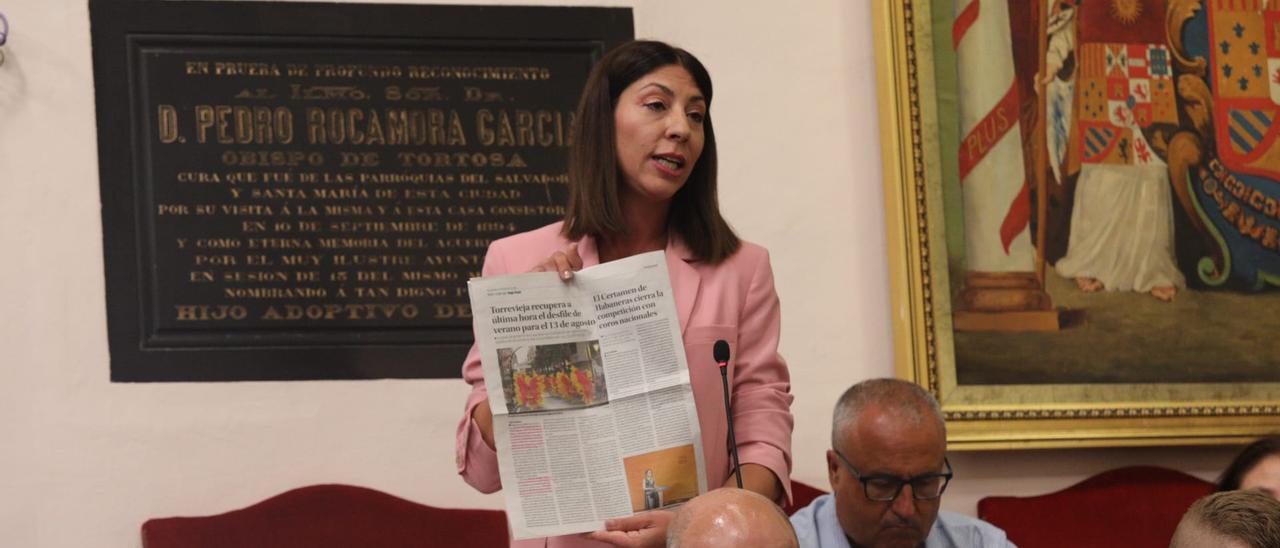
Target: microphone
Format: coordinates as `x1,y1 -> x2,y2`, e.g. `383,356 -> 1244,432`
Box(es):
714,340 -> 743,489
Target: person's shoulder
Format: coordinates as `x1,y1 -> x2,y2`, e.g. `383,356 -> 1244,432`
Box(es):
483,221 -> 568,274
490,221 -> 566,251
788,492 -> 832,522
491,222 -> 568,248
708,238 -> 771,273
690,239 -> 777,294
789,494 -> 841,548
732,239 -> 770,262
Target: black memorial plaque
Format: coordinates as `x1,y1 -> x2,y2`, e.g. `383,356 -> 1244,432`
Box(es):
90,0 -> 633,381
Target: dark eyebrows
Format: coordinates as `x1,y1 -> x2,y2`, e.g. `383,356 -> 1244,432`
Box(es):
637,82 -> 706,107
638,82 -> 674,96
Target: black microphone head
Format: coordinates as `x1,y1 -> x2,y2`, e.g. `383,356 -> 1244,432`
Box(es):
713,340 -> 730,364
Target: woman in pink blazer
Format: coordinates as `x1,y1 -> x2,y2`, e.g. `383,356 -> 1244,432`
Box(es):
455,40 -> 794,547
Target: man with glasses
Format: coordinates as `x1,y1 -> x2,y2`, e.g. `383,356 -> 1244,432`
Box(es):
789,379 -> 1013,547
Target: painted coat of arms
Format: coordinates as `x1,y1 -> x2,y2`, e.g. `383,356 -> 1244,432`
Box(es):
1178,0 -> 1280,288
937,0 -> 1280,387
1045,0 -> 1280,294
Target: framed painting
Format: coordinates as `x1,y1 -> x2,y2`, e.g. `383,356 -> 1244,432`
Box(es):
873,0 -> 1280,449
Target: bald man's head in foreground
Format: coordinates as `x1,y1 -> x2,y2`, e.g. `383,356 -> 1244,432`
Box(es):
666,488 -> 798,548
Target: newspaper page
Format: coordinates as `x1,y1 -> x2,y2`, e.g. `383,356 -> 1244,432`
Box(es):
469,250 -> 707,539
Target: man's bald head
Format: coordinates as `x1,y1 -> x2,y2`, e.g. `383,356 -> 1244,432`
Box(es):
666,488 -> 798,548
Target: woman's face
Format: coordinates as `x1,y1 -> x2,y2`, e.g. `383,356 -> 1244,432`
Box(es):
613,64 -> 706,208
1241,453 -> 1280,499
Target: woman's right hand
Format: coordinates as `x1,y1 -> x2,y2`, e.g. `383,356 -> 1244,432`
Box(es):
530,243 -> 583,281
471,400 -> 496,450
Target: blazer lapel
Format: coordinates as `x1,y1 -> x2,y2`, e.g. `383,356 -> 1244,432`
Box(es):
665,235 -> 701,335
575,233 -> 601,268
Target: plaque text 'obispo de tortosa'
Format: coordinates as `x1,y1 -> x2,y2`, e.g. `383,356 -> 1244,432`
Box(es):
92,1 -> 633,381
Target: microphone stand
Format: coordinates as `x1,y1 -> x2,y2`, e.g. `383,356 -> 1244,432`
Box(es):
719,362 -> 743,489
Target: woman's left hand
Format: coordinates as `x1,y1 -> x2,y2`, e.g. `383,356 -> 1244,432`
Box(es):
584,509 -> 674,548
530,242 -> 583,281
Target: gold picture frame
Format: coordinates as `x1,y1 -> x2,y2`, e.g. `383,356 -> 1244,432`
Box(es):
873,0 -> 1280,450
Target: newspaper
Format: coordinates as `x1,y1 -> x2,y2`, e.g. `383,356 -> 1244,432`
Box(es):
469,250 -> 707,539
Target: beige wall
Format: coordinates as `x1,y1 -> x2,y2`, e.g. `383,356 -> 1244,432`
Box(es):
0,0 -> 1238,546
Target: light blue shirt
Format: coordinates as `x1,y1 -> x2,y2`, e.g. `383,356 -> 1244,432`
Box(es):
789,494 -> 1016,548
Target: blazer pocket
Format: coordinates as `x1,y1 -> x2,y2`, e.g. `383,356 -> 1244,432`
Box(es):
684,325 -> 738,383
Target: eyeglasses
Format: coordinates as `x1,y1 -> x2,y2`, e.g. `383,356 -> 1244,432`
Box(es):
833,449 -> 953,502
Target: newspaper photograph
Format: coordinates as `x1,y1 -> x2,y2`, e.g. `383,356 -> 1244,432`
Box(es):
468,250 -> 707,539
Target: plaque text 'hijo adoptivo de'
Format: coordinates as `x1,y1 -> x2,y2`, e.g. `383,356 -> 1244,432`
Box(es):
143,47 -> 579,334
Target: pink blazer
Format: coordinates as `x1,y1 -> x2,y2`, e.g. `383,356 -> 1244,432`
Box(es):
454,222 -> 794,547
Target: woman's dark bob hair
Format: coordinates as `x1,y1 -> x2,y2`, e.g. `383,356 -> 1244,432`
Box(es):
561,40 -> 740,264
1217,436 -> 1280,491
